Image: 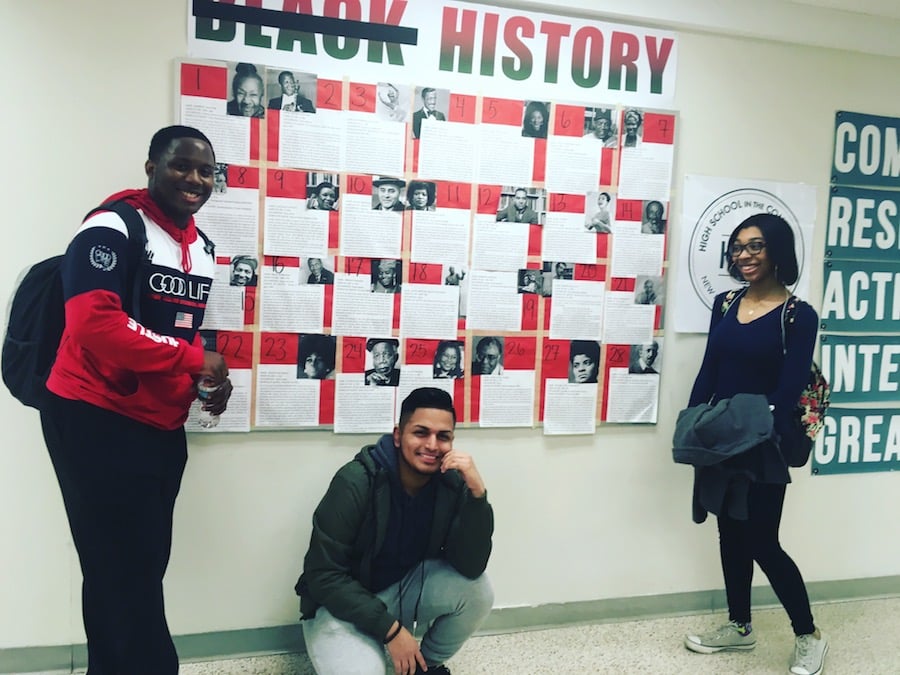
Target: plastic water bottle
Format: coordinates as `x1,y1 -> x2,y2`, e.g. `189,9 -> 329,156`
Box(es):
196,377 -> 221,429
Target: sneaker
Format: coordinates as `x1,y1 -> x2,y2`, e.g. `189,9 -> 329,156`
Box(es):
684,621 -> 757,654
790,630 -> 828,675
415,665 -> 451,675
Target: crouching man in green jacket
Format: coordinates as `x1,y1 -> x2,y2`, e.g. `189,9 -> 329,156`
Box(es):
295,387 -> 494,675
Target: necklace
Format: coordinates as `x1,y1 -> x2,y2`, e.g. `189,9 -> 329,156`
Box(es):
744,288 -> 788,317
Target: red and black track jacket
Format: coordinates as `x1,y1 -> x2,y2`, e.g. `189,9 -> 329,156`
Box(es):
47,206 -> 215,430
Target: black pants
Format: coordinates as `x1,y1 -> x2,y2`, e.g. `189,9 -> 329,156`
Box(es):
41,393 -> 187,675
717,482 -> 815,635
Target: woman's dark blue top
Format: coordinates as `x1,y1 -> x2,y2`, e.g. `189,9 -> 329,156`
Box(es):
689,290 -> 818,484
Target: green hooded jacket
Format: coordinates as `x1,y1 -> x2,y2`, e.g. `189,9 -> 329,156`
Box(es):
295,441 -> 494,640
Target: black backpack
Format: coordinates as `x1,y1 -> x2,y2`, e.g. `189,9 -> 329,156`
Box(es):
2,201 -> 147,410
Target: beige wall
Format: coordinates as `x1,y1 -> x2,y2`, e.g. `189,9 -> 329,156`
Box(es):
2,0 -> 899,650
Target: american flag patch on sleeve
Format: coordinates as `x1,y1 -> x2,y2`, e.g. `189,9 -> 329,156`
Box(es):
174,312 -> 193,329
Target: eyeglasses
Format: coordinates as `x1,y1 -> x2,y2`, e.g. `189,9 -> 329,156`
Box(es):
730,240 -> 766,257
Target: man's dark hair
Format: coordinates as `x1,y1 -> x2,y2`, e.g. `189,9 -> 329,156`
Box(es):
230,255 -> 258,272
399,387 -> 456,428
727,213 -> 799,285
476,336 -> 502,355
644,200 -> 663,217
311,181 -> 336,196
148,125 -> 213,163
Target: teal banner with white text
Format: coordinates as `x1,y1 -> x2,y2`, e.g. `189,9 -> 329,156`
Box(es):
819,334 -> 900,404
820,258 -> 900,333
820,111 -> 900,476
813,408 -> 900,475
831,111 -> 900,190
826,185 -> 900,262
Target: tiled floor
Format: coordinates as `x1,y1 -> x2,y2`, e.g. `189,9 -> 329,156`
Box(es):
30,595 -> 900,674
185,595 -> 898,674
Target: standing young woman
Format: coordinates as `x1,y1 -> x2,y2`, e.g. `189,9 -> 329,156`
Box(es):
683,214 -> 828,675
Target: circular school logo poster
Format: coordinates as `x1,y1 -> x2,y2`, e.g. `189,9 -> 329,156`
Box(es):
676,177 -> 815,333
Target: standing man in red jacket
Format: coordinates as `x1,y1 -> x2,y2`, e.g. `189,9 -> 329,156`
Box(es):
41,125 -> 233,674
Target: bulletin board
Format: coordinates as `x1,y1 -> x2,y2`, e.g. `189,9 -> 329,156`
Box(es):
180,0 -> 679,433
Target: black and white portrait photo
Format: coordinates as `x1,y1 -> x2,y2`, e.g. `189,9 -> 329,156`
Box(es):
412,86 -> 449,138
521,100 -> 550,138
628,339 -> 662,374
306,173 -> 339,211
303,257 -> 335,286
371,259 -> 402,294
296,334 -> 336,380
635,275 -> 664,306
473,336 -> 504,376
229,255 -> 258,287
496,186 -> 545,224
266,68 -> 316,113
583,107 -> 618,147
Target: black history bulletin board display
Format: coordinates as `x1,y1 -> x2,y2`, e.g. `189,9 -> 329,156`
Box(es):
181,0 -> 679,433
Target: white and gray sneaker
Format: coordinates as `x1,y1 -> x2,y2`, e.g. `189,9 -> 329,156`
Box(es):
684,621 -> 756,654
790,630 -> 828,675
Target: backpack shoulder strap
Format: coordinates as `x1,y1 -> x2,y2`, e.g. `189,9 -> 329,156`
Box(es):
719,287 -> 745,317
83,201 -> 148,263
85,201 -> 147,321
100,201 -> 148,262
785,295 -> 800,322
779,294 -> 801,356
195,227 -> 216,258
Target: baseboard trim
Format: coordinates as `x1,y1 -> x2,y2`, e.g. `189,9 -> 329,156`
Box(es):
4,575 -> 899,673
479,574 -> 900,634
